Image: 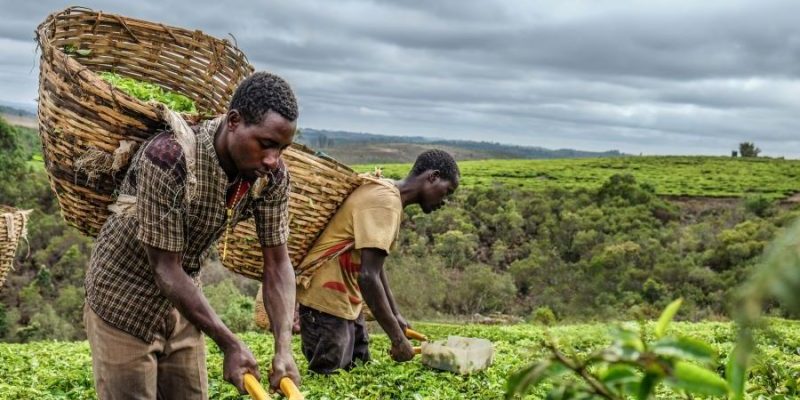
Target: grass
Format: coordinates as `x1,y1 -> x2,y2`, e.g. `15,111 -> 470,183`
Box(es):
354,156 -> 800,199
1,319 -> 798,399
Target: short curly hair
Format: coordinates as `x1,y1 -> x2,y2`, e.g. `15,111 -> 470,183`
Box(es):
410,149 -> 460,182
229,71 -> 298,125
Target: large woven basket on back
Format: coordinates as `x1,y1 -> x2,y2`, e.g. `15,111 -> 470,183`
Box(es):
0,206 -> 32,289
37,7 -> 366,279
222,147 -> 365,279
36,6 -> 253,235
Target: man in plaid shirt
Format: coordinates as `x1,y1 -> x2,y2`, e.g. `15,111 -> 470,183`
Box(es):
84,72 -> 300,398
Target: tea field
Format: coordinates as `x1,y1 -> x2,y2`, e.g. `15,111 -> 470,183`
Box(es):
355,156 -> 800,199
1,319 -> 798,399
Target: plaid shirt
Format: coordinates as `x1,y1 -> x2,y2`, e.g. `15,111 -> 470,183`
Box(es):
85,116 -> 290,343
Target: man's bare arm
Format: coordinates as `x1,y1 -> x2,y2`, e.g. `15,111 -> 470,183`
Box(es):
380,267 -> 410,331
261,243 -> 300,390
146,245 -> 257,393
358,248 -> 414,362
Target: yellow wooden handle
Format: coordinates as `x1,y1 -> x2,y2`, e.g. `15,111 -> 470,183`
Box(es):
413,346 -> 422,355
244,374 -> 270,400
280,377 -> 304,400
244,374 -> 303,400
405,328 -> 428,341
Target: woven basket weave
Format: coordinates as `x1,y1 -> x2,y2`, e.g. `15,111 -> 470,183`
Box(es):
221,145 -> 365,279
36,7 -> 368,279
254,287 -> 270,330
0,206 -> 32,289
36,6 -> 253,236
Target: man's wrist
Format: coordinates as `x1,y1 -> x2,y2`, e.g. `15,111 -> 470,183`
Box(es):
388,327 -> 407,345
272,329 -> 293,354
218,335 -> 240,354
275,340 -> 292,355
390,335 -> 409,347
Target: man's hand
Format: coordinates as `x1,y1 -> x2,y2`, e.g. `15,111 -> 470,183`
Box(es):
395,313 -> 411,333
222,341 -> 260,394
269,352 -> 301,393
389,337 -> 415,362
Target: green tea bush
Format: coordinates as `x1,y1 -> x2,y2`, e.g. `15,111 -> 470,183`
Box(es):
3,320 -> 799,399
531,306 -> 556,326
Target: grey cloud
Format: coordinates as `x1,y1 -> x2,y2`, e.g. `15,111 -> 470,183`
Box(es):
1,0 -> 799,156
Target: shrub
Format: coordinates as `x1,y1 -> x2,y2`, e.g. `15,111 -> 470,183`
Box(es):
530,306 -> 556,326
385,255 -> 447,319
744,195 -> 773,217
444,263 -> 516,314
204,279 -> 256,333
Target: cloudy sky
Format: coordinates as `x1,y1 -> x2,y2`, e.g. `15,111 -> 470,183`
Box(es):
2,0 -> 799,156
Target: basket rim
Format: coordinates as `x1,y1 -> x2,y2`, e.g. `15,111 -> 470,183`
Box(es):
36,6 -> 251,65
35,6 -> 254,117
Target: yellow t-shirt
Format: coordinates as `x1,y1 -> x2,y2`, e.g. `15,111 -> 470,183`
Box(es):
297,179 -> 402,320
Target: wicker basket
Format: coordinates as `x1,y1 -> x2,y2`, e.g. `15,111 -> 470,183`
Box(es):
221,145 -> 365,279
36,6 -> 253,236
254,287 -> 270,330
36,7 -> 369,279
0,206 -> 32,289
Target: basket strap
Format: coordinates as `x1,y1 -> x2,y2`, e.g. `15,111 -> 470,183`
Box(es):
296,240 -> 355,289
157,104 -> 202,205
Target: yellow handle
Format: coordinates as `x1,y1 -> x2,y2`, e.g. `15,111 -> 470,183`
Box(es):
280,377 -> 304,400
405,328 -> 428,342
244,375 -> 303,400
244,374 -> 270,400
413,346 -> 422,355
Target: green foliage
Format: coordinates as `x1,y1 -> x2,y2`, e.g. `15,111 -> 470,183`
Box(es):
433,230 -> 478,269
203,280 -> 256,333
0,304 -> 7,339
531,306 -> 556,326
2,320 -> 797,399
98,72 -> 197,113
739,142 -> 761,158
385,255 -> 447,318
356,155 -> 800,199
382,172 -> 796,321
506,301 -> 731,399
744,195 -> 774,217
654,298 -> 682,339
444,263 -> 516,314
727,219 -> 800,400
0,117 -> 50,209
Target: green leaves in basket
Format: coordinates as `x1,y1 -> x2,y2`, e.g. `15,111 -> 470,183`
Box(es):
97,71 -> 197,114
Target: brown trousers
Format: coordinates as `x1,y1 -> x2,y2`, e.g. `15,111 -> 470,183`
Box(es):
84,304 -> 208,400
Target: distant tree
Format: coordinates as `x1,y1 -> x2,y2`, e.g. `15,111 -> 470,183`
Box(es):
732,150 -> 738,157
434,230 -> 478,269
739,142 -> 761,157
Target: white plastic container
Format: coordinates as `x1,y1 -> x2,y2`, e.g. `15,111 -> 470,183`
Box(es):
419,336 -> 494,374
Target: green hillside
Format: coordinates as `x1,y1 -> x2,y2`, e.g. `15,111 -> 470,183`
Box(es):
355,156 -> 800,199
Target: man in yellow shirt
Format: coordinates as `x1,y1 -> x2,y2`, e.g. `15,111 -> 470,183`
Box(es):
296,149 -> 460,373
